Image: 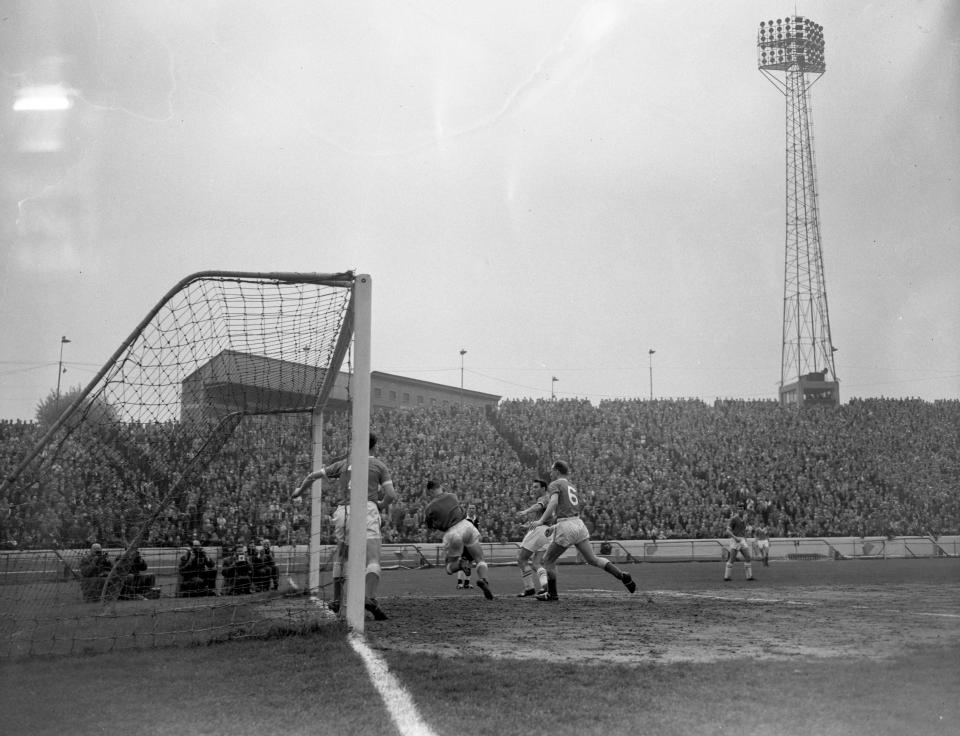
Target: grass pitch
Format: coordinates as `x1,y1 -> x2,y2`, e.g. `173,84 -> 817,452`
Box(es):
1,558 -> 958,736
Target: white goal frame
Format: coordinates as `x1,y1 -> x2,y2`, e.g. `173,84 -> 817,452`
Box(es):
305,274 -> 372,632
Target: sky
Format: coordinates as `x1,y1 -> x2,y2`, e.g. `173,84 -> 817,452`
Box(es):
1,1 -> 958,421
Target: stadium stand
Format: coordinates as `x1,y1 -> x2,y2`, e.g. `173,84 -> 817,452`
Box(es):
1,398 -> 958,550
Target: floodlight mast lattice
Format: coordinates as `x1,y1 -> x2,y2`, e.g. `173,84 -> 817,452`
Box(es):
758,16 -> 839,407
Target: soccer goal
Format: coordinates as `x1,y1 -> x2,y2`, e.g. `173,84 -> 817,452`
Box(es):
0,270 -> 373,658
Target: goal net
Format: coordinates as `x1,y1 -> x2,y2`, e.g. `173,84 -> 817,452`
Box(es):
0,270 -> 372,658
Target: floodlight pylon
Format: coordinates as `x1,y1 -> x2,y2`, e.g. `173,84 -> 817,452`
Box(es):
758,16 -> 839,407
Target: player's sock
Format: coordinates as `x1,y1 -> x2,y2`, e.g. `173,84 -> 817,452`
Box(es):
547,576 -> 558,599
364,597 -> 388,620
724,562 -> 733,580
536,566 -> 548,591
602,560 -> 625,579
745,563 -> 754,580
521,567 -> 535,593
476,578 -> 494,600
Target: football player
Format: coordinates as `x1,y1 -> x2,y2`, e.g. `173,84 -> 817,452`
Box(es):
724,506 -> 756,581
423,480 -> 494,600
515,478 -> 553,597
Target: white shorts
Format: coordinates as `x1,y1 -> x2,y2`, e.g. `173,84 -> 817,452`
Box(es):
443,518 -> 482,558
728,536 -> 750,554
520,524 -> 553,553
333,501 -> 382,543
756,539 -> 770,551
552,517 -> 589,549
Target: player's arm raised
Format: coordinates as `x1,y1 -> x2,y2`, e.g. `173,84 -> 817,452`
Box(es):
292,468 -> 325,499
531,495 -> 558,528
517,501 -> 546,529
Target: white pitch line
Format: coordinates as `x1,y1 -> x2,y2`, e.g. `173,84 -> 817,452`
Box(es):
349,631 -> 439,736
911,612 -> 960,619
653,590 -> 816,606
853,605 -> 960,619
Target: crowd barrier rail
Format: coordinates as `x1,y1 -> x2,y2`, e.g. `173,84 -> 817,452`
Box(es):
2,535 -> 955,591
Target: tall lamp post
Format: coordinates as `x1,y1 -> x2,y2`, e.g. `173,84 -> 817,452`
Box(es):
459,349 -> 467,406
551,376 -> 558,400
648,348 -> 655,401
56,335 -> 71,406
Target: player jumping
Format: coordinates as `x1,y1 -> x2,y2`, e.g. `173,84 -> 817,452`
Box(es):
423,480 -> 494,600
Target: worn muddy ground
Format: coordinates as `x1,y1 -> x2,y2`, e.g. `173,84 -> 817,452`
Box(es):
365,558 -> 960,665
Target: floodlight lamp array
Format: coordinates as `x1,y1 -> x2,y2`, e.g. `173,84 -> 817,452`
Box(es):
757,16 -> 825,73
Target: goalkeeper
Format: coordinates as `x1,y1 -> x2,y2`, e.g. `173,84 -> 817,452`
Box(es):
423,480 -> 494,600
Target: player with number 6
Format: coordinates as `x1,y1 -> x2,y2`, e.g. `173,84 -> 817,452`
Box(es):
533,460 -> 637,601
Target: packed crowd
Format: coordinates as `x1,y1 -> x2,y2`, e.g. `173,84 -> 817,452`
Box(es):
1,396 -> 958,550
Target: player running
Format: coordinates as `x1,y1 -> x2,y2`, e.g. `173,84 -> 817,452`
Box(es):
423,480 -> 494,600
532,461 -> 637,602
723,506 -> 756,581
515,478 -> 553,597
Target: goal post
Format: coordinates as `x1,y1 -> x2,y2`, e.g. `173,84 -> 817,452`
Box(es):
0,270 -> 371,658
346,275 -> 372,632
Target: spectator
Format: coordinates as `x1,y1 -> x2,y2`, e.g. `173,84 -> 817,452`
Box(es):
115,546 -> 159,599
1,398 -> 958,550
250,538 -> 279,591
221,542 -> 253,595
78,542 -> 112,602
178,540 -> 218,596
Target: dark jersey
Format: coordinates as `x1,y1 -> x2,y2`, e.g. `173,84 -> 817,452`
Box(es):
728,514 -> 748,538
549,478 -> 581,519
424,492 -> 466,532
324,455 -> 392,502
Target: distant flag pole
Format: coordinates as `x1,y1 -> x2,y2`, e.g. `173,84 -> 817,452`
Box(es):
551,376 -> 558,400
648,349 -> 655,401
56,336 -> 71,405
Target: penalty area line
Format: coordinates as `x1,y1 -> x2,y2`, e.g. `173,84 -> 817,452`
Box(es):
349,632 -> 439,736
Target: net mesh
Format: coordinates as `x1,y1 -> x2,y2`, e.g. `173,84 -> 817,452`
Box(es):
0,271 -> 357,658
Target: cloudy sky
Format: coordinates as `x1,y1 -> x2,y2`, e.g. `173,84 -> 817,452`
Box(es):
1,1 -> 957,421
